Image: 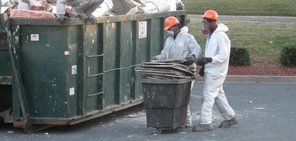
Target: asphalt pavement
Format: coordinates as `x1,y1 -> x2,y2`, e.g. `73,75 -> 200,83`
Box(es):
1,81 -> 296,141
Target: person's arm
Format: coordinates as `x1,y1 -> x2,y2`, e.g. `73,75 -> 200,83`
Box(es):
182,35 -> 201,65
187,35 -> 201,58
154,38 -> 170,60
211,33 -> 230,64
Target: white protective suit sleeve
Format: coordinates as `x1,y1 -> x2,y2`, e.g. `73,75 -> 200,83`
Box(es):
187,34 -> 201,58
155,26 -> 201,60
155,39 -> 169,60
211,33 -> 229,64
205,23 -> 230,76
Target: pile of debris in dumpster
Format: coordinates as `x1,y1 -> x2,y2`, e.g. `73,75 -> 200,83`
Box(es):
136,59 -> 196,79
0,0 -> 185,21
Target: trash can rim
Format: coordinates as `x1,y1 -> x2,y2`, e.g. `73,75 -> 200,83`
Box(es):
141,77 -> 194,84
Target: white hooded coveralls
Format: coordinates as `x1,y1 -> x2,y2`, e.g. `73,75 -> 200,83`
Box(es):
155,27 -> 201,66
155,27 -> 201,126
200,23 -> 235,124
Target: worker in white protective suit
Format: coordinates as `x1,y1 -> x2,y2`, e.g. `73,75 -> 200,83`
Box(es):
152,16 -> 201,128
192,9 -> 238,132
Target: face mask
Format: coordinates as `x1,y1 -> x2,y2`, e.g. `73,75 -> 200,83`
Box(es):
201,27 -> 210,35
167,31 -> 175,37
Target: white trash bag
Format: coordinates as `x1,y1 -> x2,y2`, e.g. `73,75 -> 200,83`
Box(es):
91,0 -> 113,17
143,0 -> 176,13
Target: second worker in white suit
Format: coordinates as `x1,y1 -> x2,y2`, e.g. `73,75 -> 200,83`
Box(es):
192,9 -> 238,132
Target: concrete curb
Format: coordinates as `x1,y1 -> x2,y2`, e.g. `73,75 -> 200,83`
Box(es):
196,75 -> 296,84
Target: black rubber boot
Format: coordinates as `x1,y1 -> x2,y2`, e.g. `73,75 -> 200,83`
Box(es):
219,117 -> 238,128
192,124 -> 214,132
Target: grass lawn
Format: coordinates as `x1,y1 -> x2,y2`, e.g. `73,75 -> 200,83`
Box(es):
183,0 -> 296,16
187,21 -> 296,64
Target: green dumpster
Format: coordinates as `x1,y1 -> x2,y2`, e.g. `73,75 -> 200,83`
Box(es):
0,12 -> 12,114
1,11 -> 187,132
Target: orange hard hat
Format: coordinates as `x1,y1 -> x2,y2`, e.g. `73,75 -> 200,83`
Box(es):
202,9 -> 219,21
164,16 -> 180,30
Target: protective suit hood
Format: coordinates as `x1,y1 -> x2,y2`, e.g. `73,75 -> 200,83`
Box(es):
214,23 -> 229,33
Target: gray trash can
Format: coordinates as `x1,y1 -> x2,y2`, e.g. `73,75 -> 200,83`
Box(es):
141,78 -> 193,133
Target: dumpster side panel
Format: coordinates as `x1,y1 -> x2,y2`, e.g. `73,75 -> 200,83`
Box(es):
81,24 -> 104,114
0,51 -> 11,74
119,21 -> 134,104
20,25 -> 79,118
0,13 -> 12,85
0,51 -> 11,83
0,85 -> 12,112
103,22 -> 120,107
150,18 -> 164,57
134,20 -> 148,100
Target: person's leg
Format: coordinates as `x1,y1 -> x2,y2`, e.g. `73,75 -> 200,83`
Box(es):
215,86 -> 235,120
192,75 -> 222,132
215,86 -> 238,128
200,76 -> 222,125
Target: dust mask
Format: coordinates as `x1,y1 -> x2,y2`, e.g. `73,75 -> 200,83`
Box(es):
201,27 -> 210,35
167,31 -> 175,37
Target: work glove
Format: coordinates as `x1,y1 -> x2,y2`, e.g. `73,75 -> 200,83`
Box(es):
199,66 -> 205,77
182,55 -> 197,66
197,57 -> 213,66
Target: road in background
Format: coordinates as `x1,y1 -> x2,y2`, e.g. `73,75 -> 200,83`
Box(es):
188,15 -> 296,23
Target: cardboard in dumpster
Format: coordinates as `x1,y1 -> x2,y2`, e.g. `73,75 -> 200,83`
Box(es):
10,9 -> 55,19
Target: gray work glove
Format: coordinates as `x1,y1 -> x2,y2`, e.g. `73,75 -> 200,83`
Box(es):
199,66 -> 205,77
197,57 -> 213,66
182,55 -> 197,66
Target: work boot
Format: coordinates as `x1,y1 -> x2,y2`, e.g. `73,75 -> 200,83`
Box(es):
192,124 -> 213,132
219,117 -> 238,128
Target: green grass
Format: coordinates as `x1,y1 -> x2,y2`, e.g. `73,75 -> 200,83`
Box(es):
183,0 -> 296,16
188,21 -> 296,64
